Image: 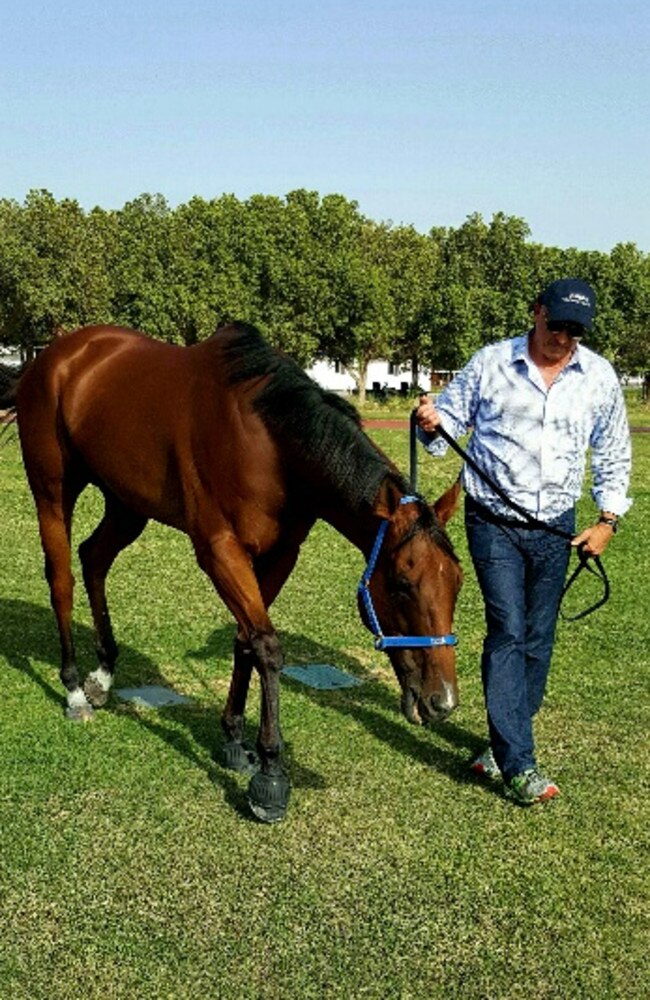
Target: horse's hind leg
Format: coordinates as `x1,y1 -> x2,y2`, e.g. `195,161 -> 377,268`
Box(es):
78,493 -> 147,708
33,482 -> 92,720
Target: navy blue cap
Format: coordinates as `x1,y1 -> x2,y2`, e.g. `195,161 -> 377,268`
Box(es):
539,278 -> 596,331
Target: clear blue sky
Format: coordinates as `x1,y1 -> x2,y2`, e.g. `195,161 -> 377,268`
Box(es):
2,0 -> 649,252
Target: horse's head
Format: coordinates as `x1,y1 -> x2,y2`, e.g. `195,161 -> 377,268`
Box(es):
361,481 -> 463,725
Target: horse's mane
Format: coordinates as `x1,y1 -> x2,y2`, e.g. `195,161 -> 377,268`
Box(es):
216,322 -> 408,511
215,322 -> 458,562
394,505 -> 459,564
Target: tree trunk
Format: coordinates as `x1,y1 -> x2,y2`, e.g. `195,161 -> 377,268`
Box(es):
355,359 -> 369,406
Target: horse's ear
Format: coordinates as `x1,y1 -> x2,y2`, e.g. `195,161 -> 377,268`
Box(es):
433,478 -> 462,526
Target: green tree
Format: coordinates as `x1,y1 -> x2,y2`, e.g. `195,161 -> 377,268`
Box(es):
0,190 -> 114,357
605,242 -> 650,373
314,206 -> 396,403
111,193 -> 177,339
365,222 -> 439,389
422,212 -> 537,372
241,190 -> 324,362
164,195 -> 253,345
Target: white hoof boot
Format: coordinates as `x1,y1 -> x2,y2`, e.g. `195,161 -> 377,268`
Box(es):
65,687 -> 95,722
84,668 -> 113,708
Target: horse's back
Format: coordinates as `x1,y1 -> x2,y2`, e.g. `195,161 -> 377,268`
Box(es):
18,326 -> 164,456
16,325 -> 284,537
17,325 -> 152,415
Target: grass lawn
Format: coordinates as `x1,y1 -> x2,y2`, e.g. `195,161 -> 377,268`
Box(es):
0,419 -> 647,1000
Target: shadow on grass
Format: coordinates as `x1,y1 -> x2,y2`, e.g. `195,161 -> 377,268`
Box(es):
0,599 -> 493,813
0,599 -> 251,817
0,598 -> 171,702
192,625 -> 488,791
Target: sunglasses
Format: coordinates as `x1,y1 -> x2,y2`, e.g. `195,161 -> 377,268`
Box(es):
546,320 -> 585,339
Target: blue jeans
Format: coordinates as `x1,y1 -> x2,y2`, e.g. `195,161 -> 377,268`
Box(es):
465,496 -> 575,780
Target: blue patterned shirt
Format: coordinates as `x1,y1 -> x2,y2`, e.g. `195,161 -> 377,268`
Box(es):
418,334 -> 632,521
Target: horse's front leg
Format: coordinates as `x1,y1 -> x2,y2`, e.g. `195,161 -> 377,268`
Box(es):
194,531 -> 291,823
246,627 -> 291,823
221,636 -> 259,775
221,536 -> 307,785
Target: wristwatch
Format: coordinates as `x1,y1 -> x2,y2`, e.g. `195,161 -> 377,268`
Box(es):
598,515 -> 618,533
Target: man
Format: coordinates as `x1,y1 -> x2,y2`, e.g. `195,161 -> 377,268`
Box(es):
416,278 -> 631,805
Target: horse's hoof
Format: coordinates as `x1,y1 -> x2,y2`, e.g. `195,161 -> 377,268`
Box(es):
84,678 -> 110,708
247,771 -> 291,824
65,703 -> 96,723
222,741 -> 259,775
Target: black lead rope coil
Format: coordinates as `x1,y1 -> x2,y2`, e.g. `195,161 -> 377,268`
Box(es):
410,409 -> 610,621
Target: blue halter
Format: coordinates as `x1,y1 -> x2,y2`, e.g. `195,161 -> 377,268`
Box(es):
357,495 -> 458,651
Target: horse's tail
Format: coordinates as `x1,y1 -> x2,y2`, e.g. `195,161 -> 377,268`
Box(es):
0,363 -> 26,439
2,333 -> 68,438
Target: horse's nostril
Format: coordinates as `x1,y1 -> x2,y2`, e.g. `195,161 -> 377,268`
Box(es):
432,686 -> 458,716
401,689 -> 422,725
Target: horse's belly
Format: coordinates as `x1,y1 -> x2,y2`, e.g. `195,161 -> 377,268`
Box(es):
75,420 -> 186,526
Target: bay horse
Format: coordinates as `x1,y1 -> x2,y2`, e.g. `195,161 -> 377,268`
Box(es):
16,322 -> 463,822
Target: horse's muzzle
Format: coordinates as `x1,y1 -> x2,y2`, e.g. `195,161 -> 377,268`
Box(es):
401,684 -> 458,726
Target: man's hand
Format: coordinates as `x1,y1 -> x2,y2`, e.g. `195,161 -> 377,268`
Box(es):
416,394 -> 442,434
571,522 -> 615,558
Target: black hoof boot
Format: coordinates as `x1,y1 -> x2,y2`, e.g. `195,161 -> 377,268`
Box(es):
247,770 -> 291,824
222,741 -> 259,775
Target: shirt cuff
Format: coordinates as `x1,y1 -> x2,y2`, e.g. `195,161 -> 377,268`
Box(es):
591,490 -> 633,517
416,425 -> 448,456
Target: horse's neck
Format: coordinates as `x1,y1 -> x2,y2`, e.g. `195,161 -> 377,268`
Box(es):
317,477 -> 405,558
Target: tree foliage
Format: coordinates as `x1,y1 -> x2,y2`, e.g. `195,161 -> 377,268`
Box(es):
0,189 -> 648,378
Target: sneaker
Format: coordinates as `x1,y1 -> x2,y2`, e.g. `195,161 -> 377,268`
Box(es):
470,746 -> 501,780
505,769 -> 560,805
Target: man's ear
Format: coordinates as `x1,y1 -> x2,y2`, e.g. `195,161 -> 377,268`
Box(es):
433,477 -> 462,526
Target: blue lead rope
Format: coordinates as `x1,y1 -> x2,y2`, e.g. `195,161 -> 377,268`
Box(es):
358,495 -> 458,651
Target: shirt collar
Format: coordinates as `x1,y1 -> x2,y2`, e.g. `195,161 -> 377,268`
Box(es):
511,334 -> 530,365
511,331 -> 586,373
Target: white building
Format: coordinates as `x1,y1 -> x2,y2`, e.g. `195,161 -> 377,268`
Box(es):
305,358 -> 460,394
305,358 -> 435,394
0,346 -> 22,367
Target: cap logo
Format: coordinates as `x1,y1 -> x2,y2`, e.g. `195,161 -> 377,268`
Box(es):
562,292 -> 591,307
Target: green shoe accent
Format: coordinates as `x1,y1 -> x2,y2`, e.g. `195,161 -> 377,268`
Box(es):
505,769 -> 559,805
